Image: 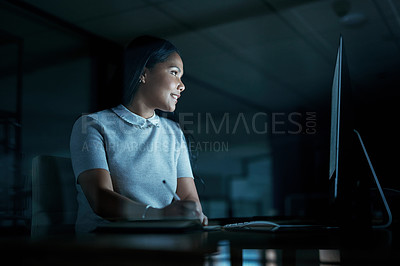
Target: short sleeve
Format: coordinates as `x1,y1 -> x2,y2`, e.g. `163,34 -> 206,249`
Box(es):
70,115 -> 109,181
176,131 -> 194,179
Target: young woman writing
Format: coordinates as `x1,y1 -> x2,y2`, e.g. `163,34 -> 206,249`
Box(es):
70,36 -> 207,233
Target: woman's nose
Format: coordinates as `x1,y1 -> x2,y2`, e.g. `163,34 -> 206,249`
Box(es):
178,80 -> 185,92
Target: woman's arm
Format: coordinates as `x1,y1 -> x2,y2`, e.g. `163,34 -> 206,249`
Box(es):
176,177 -> 208,225
78,168 -> 154,220
78,169 -> 203,221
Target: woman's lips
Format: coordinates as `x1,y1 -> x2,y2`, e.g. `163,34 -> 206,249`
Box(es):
171,93 -> 180,102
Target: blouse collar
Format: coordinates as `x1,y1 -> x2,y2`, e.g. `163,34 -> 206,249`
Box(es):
112,104 -> 160,128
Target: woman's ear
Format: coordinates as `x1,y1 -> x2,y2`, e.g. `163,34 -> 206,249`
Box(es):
140,68 -> 149,84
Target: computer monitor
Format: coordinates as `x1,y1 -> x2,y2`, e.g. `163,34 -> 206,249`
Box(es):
328,36 -> 391,229
329,35 -> 352,200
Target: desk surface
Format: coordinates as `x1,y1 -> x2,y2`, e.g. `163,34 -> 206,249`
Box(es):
2,226 -> 400,265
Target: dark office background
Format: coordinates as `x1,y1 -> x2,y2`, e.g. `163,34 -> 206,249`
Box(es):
0,0 -> 399,231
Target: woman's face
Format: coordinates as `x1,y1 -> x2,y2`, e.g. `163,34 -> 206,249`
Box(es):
139,52 -> 185,113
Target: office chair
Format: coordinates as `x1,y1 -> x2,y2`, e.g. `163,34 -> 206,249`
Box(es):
31,155 -> 77,237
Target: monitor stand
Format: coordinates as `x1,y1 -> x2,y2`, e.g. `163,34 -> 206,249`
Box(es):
354,129 -> 392,229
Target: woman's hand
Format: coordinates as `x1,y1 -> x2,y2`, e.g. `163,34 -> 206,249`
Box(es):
200,212 -> 208,226
162,200 -> 201,219
147,200 -> 208,225
145,178 -> 208,225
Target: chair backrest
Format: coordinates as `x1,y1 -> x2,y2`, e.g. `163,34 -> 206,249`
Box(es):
31,155 -> 77,236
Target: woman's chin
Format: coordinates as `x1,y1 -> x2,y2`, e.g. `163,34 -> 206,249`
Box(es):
159,106 -> 176,113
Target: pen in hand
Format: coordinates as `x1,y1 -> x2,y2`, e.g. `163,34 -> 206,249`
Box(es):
162,180 -> 181,201
162,180 -> 203,221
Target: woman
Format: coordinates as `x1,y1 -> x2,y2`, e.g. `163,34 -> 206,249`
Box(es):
70,35 -> 207,233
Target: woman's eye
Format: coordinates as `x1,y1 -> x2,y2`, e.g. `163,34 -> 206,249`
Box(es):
171,71 -> 178,76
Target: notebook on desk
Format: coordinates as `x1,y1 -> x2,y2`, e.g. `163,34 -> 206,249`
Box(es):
94,219 -> 205,234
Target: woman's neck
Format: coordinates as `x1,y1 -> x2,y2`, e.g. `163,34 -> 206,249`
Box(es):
125,98 -> 155,119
